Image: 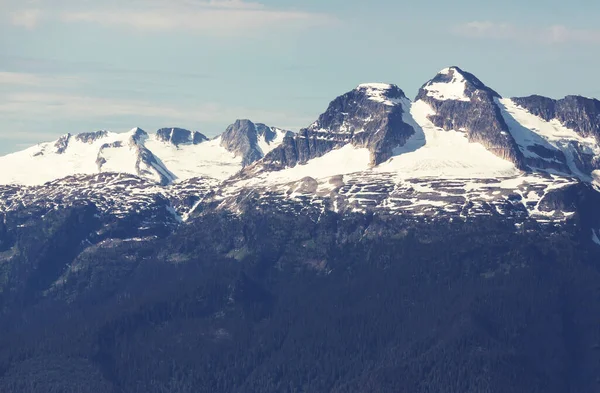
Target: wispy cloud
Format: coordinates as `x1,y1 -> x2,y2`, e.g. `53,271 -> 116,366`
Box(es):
453,21 -> 600,45
0,71 -> 84,87
9,9 -> 42,29
0,91 -> 313,130
7,0 -> 336,33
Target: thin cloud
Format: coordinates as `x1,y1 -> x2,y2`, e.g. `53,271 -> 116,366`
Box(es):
453,21 -> 600,45
9,9 -> 42,29
0,130 -> 67,142
0,92 -> 313,130
61,9 -> 333,33
0,71 -> 84,87
7,1 -> 337,33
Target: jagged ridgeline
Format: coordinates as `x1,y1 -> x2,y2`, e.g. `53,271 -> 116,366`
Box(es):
0,67 -> 600,392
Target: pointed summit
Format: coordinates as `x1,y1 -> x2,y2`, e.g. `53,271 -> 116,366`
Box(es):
418,66 -> 500,102
220,120 -> 291,167
415,67 -> 526,170
251,83 -> 415,174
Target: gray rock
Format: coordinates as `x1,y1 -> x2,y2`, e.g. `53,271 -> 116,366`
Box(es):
512,95 -> 600,140
220,119 -> 262,167
220,120 -> 289,167
255,123 -> 277,144
156,128 -> 208,146
512,95 -> 600,173
261,83 -> 415,171
75,131 -> 109,144
54,134 -> 71,154
416,66 -> 527,170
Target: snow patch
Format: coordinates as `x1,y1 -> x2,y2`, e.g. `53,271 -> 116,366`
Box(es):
592,170 -> 600,190
592,229 -> 600,246
256,128 -> 288,157
376,99 -> 519,179
423,69 -> 470,102
145,136 -> 242,181
257,144 -> 371,184
356,83 -> 402,106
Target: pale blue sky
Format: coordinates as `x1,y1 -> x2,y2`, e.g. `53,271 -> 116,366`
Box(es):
1,0 -> 599,154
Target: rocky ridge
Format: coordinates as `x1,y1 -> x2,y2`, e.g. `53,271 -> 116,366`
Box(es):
0,66 -> 599,245
258,83 -> 415,172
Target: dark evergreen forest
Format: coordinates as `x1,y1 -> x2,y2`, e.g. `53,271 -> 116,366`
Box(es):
0,207 -> 599,392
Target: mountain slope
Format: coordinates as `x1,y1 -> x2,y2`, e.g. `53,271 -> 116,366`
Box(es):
0,122 -> 290,185
415,66 -> 527,170
255,83 -> 415,174
0,128 -> 175,186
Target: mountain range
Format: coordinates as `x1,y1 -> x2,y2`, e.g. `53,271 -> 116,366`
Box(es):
1,66 -> 599,240
1,66 -> 600,393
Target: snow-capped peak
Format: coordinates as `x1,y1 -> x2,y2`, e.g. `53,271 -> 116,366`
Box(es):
422,67 -> 470,102
420,66 -> 500,103
355,83 -> 404,106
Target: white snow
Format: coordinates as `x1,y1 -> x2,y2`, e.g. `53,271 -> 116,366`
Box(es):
376,99 -> 520,179
592,229 -> 600,246
498,98 -> 600,180
423,68 -> 470,102
145,136 -> 242,181
356,83 -> 402,106
0,129 -> 146,185
593,170 -> 600,189
260,144 -> 371,184
0,126 -> 291,185
256,128 -> 288,157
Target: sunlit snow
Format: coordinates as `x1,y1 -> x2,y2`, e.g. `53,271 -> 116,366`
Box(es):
0,129 -> 149,186
423,68 -> 470,102
356,83 -> 403,106
376,99 -> 519,179
145,136 -> 242,181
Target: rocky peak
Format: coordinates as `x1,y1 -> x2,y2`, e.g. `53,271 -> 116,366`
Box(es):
310,83 -> 406,134
418,66 -> 500,102
258,83 -> 415,171
416,67 -> 526,170
156,128 -> 208,146
219,120 -> 290,168
220,119 -> 264,167
129,127 -> 148,144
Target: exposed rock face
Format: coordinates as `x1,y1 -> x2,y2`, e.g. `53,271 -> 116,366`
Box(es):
511,95 -> 600,173
220,120 -> 263,167
512,95 -> 600,140
75,131 -> 109,144
512,95 -> 600,142
155,128 -> 208,146
50,131 -> 113,155
416,67 -> 527,170
261,83 -> 415,170
220,120 -> 289,167
54,134 -> 71,154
